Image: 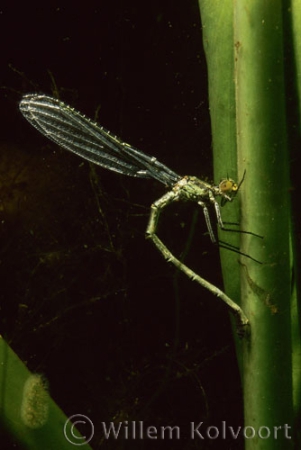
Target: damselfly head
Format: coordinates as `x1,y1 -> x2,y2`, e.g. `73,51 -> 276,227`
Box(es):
218,171 -> 246,205
219,178 -> 239,206
219,178 -> 238,195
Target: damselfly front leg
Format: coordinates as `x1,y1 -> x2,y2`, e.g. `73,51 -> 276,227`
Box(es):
146,176 -> 250,337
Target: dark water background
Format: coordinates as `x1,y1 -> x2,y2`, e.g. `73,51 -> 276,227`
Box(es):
0,2 -> 243,449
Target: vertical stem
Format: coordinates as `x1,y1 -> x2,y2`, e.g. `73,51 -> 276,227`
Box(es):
199,0 -> 244,374
199,0 -> 296,448
199,0 -> 243,347
234,3 -> 293,448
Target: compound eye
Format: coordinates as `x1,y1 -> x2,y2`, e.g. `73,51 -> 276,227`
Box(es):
219,179 -> 237,193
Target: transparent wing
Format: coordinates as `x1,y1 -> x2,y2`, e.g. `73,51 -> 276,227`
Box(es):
19,94 -> 181,187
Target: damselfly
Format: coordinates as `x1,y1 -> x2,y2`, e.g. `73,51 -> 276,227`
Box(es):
19,94 -> 258,335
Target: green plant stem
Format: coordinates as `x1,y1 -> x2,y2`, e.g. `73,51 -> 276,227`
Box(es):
0,336 -> 93,450
199,1 -> 296,448
234,4 -> 293,449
